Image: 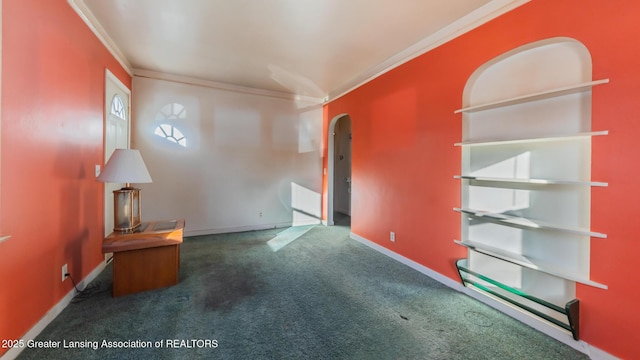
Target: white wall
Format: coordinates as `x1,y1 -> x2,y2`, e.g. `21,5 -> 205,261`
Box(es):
131,77 -> 323,236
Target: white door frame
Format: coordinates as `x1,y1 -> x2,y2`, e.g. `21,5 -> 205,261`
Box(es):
103,69 -> 131,238
327,113 -> 349,226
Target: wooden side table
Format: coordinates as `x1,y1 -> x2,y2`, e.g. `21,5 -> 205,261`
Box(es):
102,219 -> 185,297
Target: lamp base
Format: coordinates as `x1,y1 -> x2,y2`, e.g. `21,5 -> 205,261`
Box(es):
113,187 -> 142,232
113,222 -> 142,233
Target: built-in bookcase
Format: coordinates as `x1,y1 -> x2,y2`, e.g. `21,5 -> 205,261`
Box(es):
454,38 -> 608,340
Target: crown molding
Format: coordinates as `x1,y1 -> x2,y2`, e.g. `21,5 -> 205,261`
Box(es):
67,0 -> 133,76
66,0 -> 528,104
66,0 -> 317,102
327,0 -> 531,102
133,69 -> 325,104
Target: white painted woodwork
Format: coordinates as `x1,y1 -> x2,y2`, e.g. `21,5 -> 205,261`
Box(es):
104,70 -> 131,236
454,175 -> 607,187
458,38 -> 606,323
454,239 -> 607,288
454,79 -> 609,113
454,131 -> 608,147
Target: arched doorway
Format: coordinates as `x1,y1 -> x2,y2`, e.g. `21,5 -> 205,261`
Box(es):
327,114 -> 351,226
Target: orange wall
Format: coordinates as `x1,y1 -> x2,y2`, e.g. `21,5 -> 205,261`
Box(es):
0,0 -> 130,355
323,1 -> 640,358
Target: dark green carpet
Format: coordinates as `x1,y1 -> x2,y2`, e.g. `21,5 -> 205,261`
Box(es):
17,224 -> 588,359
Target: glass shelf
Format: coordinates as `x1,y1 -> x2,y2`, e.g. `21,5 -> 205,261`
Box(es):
454,130 -> 608,147
454,239 -> 607,289
454,79 -> 609,113
454,175 -> 608,187
453,207 -> 607,238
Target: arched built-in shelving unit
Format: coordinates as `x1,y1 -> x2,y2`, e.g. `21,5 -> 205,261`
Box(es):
453,37 -> 608,341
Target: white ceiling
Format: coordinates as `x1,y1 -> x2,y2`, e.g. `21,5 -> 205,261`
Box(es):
70,0 -> 526,101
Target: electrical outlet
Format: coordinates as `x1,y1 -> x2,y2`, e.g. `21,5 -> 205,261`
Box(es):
390,231 -> 396,242
61,264 -> 68,282
259,211 -> 263,217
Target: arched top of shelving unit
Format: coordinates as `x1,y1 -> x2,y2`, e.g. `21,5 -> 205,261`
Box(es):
462,37 -> 593,109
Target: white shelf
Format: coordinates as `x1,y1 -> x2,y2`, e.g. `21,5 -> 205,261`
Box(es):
454,239 -> 607,289
454,130 -> 608,147
453,207 -> 607,238
454,175 -> 608,187
454,79 -> 609,113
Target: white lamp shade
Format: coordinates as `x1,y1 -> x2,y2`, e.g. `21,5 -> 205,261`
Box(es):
97,149 -> 152,184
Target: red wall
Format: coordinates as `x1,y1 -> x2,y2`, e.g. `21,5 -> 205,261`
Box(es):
0,0 -> 131,355
323,1 -> 640,358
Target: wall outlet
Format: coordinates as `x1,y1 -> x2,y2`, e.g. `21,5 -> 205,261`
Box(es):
61,264 -> 68,282
390,231 -> 396,242
259,211 -> 263,217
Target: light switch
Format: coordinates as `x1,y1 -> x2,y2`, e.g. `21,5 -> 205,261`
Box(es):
95,164 -> 101,177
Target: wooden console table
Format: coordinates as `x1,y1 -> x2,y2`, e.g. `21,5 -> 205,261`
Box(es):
103,219 -> 185,297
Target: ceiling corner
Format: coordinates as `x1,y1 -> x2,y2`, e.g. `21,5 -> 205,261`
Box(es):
67,0 -> 134,76
327,0 -> 531,102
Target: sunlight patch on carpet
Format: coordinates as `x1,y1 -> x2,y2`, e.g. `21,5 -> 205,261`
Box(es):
267,225 -> 316,252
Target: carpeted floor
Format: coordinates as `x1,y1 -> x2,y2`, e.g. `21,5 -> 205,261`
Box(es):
16,224 -> 588,360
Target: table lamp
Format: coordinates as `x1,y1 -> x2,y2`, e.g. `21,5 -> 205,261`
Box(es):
97,149 -> 152,232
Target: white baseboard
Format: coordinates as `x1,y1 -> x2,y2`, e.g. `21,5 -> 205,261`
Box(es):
588,345 -> 621,360
185,222 -> 292,237
350,232 -> 464,291
1,262 -> 107,360
349,232 -> 618,359
184,220 -> 320,238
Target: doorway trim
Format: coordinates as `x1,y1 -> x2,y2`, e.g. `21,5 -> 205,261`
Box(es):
327,113 -> 350,226
103,69 -> 131,239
